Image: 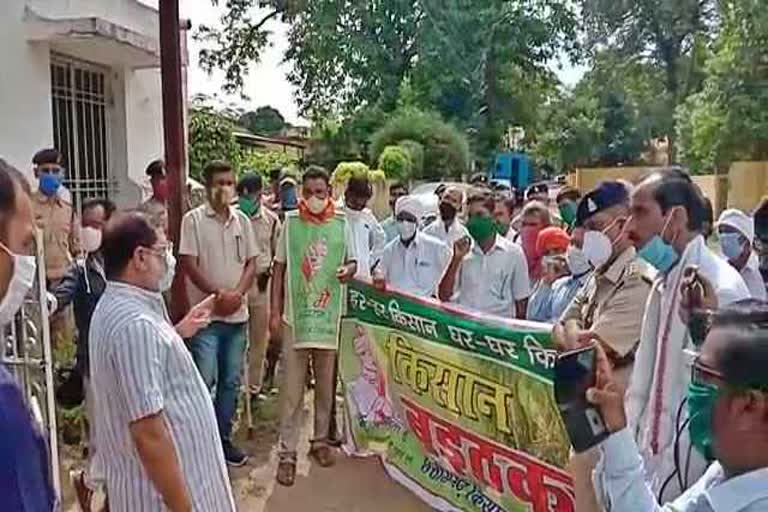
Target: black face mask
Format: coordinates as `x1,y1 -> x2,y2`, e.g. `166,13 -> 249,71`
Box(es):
439,202 -> 457,222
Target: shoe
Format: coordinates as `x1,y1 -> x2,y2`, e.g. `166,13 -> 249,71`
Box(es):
276,459 -> 296,487
222,440 -> 248,467
309,444 -> 336,468
70,470 -> 93,512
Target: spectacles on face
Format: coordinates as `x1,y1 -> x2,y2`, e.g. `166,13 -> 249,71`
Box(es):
685,349 -> 726,388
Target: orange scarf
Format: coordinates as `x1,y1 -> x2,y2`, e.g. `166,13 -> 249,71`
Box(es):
298,198 -> 336,224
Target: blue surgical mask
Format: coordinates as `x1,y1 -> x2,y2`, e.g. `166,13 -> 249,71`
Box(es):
719,232 -> 745,260
38,173 -> 62,197
637,209 -> 679,273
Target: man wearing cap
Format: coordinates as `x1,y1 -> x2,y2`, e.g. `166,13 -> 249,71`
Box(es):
716,208 -> 766,300
424,186 -> 469,246
374,196 -> 451,297
555,180 -> 655,512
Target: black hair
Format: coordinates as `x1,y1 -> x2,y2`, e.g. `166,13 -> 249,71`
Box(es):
495,194 -> 516,215
269,168 -> 282,181
145,159 -> 165,177
82,198 -> 116,220
711,301 -> 768,389
237,173 -> 263,195
203,160 -> 233,186
643,168 -> 707,232
389,181 -> 408,194
469,172 -> 488,185
102,211 -> 158,279
467,188 -> 496,212
345,175 -> 372,199
0,159 -> 30,241
32,148 -> 61,166
302,165 -> 330,185
435,183 -> 447,197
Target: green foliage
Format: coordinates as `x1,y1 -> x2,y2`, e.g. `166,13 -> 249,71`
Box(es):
370,110 -> 470,180
377,146 -> 412,180
239,106 -> 287,135
676,0 -> 768,172
240,149 -> 298,176
188,105 -> 242,182
331,161 -> 375,188
397,140 -> 425,178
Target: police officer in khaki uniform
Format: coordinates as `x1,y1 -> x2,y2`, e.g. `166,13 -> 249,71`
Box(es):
32,148 -> 80,347
555,180 -> 654,512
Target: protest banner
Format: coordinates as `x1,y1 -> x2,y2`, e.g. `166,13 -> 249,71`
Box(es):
340,280 -> 574,512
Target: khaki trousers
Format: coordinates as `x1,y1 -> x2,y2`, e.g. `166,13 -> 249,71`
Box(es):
247,293 -> 270,390
277,322 -> 337,455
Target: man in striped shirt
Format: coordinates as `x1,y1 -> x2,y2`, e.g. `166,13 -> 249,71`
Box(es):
89,212 -> 235,511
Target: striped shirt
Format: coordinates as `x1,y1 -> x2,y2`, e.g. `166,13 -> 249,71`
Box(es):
89,282 -> 235,511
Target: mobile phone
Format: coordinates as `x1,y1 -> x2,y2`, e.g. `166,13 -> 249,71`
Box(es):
554,344 -> 610,452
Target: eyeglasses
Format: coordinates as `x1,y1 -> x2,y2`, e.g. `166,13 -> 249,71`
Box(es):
684,349 -> 725,387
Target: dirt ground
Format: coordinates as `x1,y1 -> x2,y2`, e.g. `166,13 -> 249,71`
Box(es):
62,392 -> 430,511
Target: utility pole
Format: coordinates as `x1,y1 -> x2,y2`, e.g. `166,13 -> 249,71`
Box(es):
159,0 -> 189,321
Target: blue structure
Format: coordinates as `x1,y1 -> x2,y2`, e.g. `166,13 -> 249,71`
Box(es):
491,152 -> 532,191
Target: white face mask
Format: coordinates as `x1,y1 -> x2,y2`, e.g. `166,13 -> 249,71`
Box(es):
0,242 -> 37,326
565,245 -> 592,276
158,248 -> 176,292
307,195 -> 327,214
397,220 -> 417,241
80,226 -> 102,253
582,218 -> 622,269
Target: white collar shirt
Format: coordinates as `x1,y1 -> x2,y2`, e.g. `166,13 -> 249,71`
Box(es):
424,218 -> 469,246
345,208 -> 386,279
380,232 -> 451,297
454,234 -> 530,318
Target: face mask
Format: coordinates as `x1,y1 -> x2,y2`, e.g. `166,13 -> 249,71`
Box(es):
39,173 -> 62,197
307,195 -> 327,214
281,186 -> 298,211
80,227 -> 102,253
158,248 -> 176,292
719,232 -> 744,261
559,201 -> 577,226
439,202 -> 457,222
494,219 -> 510,236
687,380 -> 719,461
211,185 -> 235,208
566,245 -> 592,276
520,226 -> 540,253
397,220 -> 417,241
238,196 -> 260,217
0,242 -> 37,326
466,215 -> 496,244
542,255 -> 565,272
638,210 -> 679,273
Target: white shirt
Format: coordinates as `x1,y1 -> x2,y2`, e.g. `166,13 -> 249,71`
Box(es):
453,234 -> 531,317
345,208 -> 385,279
740,253 -> 767,300
381,232 -> 451,297
599,428 -> 768,511
623,235 -> 749,501
424,218 -> 469,247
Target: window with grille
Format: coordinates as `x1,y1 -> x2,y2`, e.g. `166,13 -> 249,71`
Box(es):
50,55 -> 115,209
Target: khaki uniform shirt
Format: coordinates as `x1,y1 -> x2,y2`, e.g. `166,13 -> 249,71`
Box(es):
246,207 -> 280,303
179,204 -> 259,323
33,191 -> 79,281
560,246 -> 654,358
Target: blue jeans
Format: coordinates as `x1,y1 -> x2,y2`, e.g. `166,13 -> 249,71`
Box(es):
189,321 -> 247,441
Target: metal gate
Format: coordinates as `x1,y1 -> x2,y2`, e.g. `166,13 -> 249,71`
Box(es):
50,54 -> 115,210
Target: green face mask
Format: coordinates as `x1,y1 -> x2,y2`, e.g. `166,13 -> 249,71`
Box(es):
238,196 -> 260,217
687,380 -> 719,461
494,220 -> 509,236
559,201 -> 577,227
466,215 -> 496,244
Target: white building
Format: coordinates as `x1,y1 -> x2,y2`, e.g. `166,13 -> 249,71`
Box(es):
0,0 -> 187,209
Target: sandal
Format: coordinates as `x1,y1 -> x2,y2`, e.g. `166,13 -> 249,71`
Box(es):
309,444 -> 336,468
276,459 -> 296,487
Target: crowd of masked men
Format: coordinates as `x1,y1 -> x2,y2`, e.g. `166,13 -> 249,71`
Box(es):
1,147 -> 768,511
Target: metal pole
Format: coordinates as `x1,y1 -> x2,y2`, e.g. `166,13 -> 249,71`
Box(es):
159,0 -> 189,322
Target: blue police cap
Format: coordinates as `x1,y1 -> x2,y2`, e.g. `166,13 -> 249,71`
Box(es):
575,181 -> 629,226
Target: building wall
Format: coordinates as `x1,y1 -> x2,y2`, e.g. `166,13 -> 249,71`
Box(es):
0,0 -> 166,208
728,162 -> 768,213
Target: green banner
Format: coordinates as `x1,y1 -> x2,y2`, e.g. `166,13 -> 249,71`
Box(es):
340,281 -> 575,512
285,212 -> 346,348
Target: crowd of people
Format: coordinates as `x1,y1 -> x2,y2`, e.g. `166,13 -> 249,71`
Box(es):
1,147 -> 768,511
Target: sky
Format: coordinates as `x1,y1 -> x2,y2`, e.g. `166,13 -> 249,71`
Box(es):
141,1 -> 586,126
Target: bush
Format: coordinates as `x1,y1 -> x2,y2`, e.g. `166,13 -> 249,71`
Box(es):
188,106 -> 242,182
378,146 -> 412,180
239,150 -> 299,177
369,110 -> 470,180
397,140 -> 424,177
331,161 -> 372,188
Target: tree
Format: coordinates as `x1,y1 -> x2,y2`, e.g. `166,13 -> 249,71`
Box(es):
676,0 -> 768,172
188,103 -> 242,182
377,146 -> 412,181
580,0 -> 716,157
239,106 -> 287,135
369,109 -> 470,180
